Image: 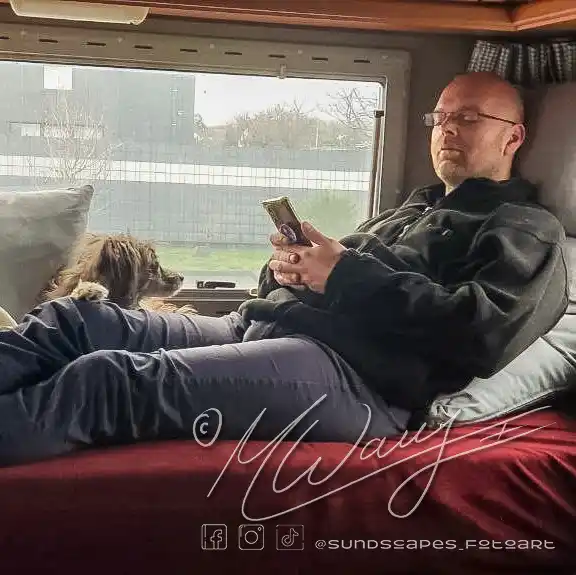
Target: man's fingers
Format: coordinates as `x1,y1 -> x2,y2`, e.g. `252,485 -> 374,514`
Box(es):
270,232 -> 291,247
269,260 -> 300,275
301,221 -> 331,246
274,271 -> 301,285
273,249 -> 300,263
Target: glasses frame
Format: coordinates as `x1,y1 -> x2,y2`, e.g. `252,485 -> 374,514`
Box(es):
423,110 -> 518,127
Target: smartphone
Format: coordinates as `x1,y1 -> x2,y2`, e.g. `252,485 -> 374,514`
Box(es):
262,196 -> 312,246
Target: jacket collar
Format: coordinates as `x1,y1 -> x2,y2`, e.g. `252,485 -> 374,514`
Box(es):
423,177 -> 539,209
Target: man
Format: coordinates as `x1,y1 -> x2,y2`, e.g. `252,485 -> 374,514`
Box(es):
0,71 -> 568,465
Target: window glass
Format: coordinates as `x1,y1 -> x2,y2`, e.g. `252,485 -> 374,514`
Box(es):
0,61 -> 383,289
43,65 -> 73,90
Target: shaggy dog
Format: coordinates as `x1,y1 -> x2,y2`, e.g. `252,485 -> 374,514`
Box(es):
43,233 -> 196,314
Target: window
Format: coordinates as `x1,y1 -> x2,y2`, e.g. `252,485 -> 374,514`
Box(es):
43,65 -> 73,90
0,32 -> 408,290
10,122 -> 41,137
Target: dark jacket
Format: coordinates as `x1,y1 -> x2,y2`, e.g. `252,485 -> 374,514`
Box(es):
239,177 -> 569,413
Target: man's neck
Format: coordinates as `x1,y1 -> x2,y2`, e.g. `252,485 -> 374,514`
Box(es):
444,173 -> 513,194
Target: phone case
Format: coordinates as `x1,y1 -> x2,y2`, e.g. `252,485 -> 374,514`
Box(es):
262,196 -> 312,246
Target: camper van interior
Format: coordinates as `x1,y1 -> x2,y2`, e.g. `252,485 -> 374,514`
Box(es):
0,0 -> 574,573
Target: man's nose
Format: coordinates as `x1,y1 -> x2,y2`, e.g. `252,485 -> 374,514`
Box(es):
439,117 -> 458,135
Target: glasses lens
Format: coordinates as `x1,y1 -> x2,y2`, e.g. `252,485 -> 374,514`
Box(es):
424,110 -> 483,127
460,111 -> 479,123
423,112 -> 439,127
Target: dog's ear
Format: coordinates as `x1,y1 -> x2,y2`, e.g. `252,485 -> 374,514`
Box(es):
139,241 -> 160,273
91,236 -> 141,306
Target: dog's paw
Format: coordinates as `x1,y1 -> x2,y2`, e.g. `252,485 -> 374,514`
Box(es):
71,281 -> 109,301
176,304 -> 198,316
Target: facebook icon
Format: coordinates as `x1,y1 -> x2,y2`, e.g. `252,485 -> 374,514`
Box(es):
201,524 -> 228,550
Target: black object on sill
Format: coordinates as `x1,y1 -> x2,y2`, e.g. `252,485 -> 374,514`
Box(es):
196,281 -> 237,289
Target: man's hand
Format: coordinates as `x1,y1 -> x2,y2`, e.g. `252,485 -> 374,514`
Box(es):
269,232 -> 304,289
269,222 -> 346,294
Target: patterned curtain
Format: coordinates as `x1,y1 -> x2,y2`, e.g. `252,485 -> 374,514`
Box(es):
467,38 -> 576,86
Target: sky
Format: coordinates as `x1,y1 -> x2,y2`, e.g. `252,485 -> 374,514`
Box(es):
192,73 -> 382,126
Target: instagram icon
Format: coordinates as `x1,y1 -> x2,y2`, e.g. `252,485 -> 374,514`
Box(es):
276,525 -> 304,550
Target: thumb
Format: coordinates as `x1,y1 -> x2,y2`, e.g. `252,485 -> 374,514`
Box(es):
301,221 -> 330,245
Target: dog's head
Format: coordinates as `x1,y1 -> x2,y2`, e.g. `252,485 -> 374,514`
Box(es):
46,233 -> 184,308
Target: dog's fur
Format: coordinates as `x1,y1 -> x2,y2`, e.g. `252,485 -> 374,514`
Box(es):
43,233 -> 196,314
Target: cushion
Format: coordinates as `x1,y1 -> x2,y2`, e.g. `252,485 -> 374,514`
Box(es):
0,185 -> 94,321
427,312 -> 576,426
0,306 -> 17,329
516,82 -> 576,235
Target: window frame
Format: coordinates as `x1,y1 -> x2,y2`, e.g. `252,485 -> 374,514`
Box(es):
0,21 -> 411,306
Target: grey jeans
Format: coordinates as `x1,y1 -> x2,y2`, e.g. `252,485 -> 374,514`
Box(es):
0,298 -> 410,465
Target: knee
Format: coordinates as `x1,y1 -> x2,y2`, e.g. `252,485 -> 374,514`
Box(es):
31,297 -> 129,331
27,296 -> 81,322
57,350 -> 131,391
42,350 -> 134,408
69,349 -> 129,371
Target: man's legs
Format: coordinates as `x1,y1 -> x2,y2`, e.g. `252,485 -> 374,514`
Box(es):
0,336 -> 411,465
0,297 -> 247,395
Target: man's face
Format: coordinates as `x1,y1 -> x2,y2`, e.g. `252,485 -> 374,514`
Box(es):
430,80 -> 523,189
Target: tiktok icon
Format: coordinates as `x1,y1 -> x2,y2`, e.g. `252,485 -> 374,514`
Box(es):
276,525 -> 304,550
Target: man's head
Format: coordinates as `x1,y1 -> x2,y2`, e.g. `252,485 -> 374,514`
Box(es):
428,71 -> 525,192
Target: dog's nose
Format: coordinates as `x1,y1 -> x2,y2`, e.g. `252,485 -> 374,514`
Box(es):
178,273 -> 184,281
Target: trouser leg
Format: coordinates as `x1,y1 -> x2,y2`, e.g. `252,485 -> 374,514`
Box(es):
0,297 -> 247,395
0,336 -> 411,465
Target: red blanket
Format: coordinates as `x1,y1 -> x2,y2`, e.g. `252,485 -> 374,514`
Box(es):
0,406 -> 574,574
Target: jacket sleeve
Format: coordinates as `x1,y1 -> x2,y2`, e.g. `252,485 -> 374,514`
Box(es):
256,257 -> 281,298
323,206 -> 569,377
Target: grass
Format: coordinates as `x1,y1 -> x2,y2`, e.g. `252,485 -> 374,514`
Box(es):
154,245 -> 271,273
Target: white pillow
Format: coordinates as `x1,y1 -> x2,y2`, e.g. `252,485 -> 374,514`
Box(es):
426,311 -> 576,427
0,186 -> 93,321
0,306 -> 17,329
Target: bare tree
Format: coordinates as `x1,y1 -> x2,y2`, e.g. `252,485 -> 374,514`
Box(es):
193,113 -> 208,144
320,88 -> 379,148
30,91 -> 119,187
211,91 -> 379,151
219,100 -> 325,149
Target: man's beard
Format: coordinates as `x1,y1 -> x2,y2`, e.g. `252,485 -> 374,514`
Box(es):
437,159 -> 468,189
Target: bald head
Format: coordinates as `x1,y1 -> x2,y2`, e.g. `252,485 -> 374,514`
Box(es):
449,72 -> 524,123
429,71 -> 526,191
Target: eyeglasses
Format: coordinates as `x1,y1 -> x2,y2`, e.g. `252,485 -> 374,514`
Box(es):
423,110 -> 518,127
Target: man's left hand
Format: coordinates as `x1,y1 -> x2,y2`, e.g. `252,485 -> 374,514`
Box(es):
268,222 -> 346,294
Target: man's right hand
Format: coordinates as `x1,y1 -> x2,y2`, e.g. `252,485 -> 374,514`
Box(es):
269,232 -> 305,290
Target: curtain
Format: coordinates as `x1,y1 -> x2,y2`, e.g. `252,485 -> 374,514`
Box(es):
467,38 -> 576,86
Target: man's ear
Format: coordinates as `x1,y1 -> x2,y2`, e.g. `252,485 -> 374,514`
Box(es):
505,123 -> 526,156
